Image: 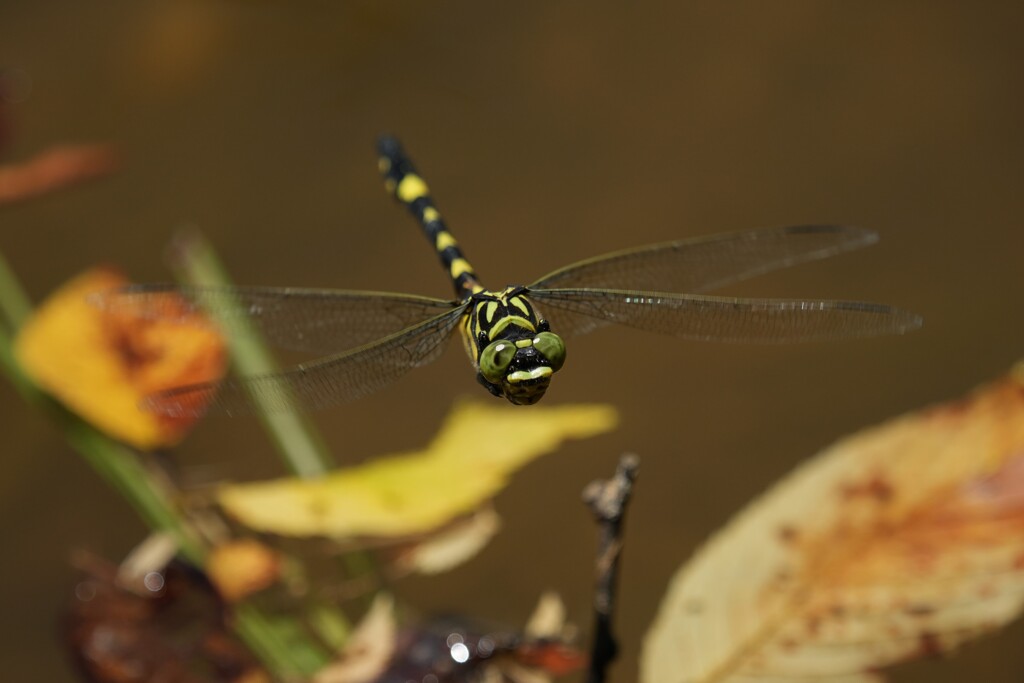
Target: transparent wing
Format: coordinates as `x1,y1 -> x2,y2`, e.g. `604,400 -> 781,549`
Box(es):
530,225 -> 879,294
144,306 -> 468,416
95,284 -> 457,355
529,288 -> 922,342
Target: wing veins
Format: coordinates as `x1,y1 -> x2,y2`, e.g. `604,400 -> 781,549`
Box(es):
530,225 -> 879,294
145,305 -> 468,416
96,283 -> 457,354
530,288 -> 922,343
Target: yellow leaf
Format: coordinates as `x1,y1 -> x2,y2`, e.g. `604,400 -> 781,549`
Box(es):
642,366 -> 1024,683
14,268 -> 226,449
219,401 -> 617,537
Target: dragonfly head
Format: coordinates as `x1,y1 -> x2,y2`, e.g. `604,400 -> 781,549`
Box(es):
477,331 -> 566,405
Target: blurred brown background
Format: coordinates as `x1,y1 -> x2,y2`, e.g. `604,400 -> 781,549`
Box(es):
2,2 -> 1023,681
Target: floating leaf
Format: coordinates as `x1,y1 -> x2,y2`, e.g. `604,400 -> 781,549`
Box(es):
219,401 -> 617,538
642,365 -> 1024,683
15,268 -> 226,449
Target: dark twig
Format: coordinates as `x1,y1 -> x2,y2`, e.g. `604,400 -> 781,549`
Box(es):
582,453 -> 640,683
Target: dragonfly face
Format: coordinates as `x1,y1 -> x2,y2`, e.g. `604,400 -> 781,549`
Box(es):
466,288 -> 567,405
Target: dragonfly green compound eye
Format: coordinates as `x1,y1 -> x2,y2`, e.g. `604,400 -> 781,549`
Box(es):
479,341 -> 517,384
532,331 -> 566,371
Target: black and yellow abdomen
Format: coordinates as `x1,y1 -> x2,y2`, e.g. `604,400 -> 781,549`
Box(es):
378,137 -> 483,300
378,137 -> 567,405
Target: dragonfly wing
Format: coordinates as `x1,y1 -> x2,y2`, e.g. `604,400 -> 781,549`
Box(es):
530,225 -> 879,294
144,306 -> 467,416
95,284 -> 457,355
530,288 -> 922,342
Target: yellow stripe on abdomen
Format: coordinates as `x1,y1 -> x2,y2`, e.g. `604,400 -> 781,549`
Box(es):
450,258 -> 473,279
435,231 -> 457,250
397,174 -> 430,203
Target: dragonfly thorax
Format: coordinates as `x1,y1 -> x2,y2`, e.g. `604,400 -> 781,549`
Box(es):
463,287 -> 566,405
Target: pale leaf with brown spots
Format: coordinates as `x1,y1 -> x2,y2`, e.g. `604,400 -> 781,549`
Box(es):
642,365 -> 1024,683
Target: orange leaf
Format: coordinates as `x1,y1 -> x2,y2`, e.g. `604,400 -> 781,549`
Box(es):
642,366 -> 1024,683
206,539 -> 282,603
14,268 -> 225,449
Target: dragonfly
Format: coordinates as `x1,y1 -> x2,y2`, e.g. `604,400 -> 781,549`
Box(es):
114,136 -> 921,416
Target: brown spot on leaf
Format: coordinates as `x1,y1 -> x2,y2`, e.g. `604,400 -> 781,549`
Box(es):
683,599 -> 703,614
917,631 -> 943,658
977,582 -> 998,599
777,525 -> 800,544
839,473 -> 895,504
904,603 -> 936,617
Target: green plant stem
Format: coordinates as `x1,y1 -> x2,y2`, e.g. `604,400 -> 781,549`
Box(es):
65,417 -> 209,563
0,250 -> 31,327
170,230 -> 335,478
0,252 -> 325,678
169,231 -> 362,651
234,603 -> 329,677
0,301 -> 204,565
308,603 -> 352,651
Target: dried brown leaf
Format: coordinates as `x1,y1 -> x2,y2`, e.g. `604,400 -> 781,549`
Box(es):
0,144 -> 117,206
67,557 -> 259,683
